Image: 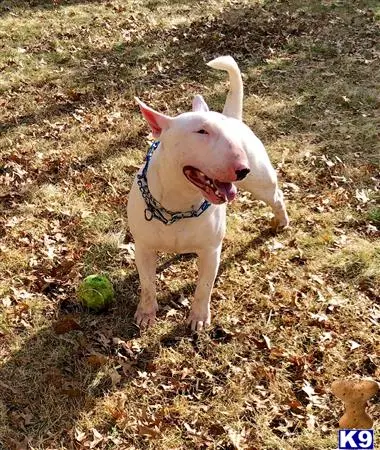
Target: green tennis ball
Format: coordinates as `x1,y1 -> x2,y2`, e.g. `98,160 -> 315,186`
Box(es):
77,274 -> 114,311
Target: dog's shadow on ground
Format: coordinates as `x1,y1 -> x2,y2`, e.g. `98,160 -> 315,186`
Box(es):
0,227 -> 272,448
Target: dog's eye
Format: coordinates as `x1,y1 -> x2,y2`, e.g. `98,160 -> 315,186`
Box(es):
196,129 -> 208,134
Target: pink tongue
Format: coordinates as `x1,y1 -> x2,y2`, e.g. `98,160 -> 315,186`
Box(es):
214,181 -> 237,202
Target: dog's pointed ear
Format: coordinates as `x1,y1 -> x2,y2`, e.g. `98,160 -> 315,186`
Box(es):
192,95 -> 209,113
135,97 -> 172,138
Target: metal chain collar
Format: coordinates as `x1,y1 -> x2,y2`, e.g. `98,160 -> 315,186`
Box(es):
137,141 -> 211,225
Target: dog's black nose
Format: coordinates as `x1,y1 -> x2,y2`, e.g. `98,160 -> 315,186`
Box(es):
235,168 -> 250,181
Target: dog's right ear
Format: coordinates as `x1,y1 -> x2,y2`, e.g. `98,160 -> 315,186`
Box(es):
135,97 -> 172,138
192,95 -> 209,113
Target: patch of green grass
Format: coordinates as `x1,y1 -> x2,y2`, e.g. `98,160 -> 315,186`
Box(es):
82,241 -> 121,275
327,238 -> 380,285
368,206 -> 380,224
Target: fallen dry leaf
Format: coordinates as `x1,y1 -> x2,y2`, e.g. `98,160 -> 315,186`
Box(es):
86,354 -> 108,368
89,428 -> 104,449
62,388 -> 83,398
75,428 -> 86,443
137,424 -> 162,439
355,189 -> 370,204
227,426 -> 246,450
53,316 -> 81,334
306,414 -> 317,430
262,334 -> 272,350
349,340 -> 361,350
109,368 -> 122,386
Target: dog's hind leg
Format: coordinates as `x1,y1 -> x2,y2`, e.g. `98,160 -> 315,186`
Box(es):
134,244 -> 158,328
187,246 -> 222,331
237,171 -> 289,230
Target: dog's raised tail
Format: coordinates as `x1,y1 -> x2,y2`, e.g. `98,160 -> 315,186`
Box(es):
207,55 -> 243,121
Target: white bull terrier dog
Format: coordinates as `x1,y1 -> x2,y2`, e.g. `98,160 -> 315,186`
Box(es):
127,56 -> 289,331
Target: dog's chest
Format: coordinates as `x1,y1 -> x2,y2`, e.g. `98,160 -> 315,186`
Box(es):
141,211 -> 226,253
128,177 -> 227,253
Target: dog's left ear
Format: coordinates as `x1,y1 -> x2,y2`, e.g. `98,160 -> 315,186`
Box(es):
135,97 -> 172,138
192,95 -> 209,113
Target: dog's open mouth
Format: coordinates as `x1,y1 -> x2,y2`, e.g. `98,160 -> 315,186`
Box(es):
183,166 -> 237,204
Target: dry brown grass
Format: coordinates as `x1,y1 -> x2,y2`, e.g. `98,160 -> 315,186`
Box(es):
0,0 -> 379,449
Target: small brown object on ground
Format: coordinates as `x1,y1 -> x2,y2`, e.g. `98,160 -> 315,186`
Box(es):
331,379 -> 379,429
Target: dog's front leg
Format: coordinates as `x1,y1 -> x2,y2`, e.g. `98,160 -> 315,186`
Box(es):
134,244 -> 158,328
188,246 -> 222,331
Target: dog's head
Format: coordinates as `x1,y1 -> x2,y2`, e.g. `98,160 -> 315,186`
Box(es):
136,95 -> 250,205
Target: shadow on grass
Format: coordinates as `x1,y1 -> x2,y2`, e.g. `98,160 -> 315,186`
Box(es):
0,0 -> 198,16
0,0 -> 104,15
0,227 -> 272,448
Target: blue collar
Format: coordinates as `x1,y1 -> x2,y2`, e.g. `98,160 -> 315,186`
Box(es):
137,141 -> 211,225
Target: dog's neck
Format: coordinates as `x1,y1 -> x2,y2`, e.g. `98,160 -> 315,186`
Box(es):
146,142 -> 205,213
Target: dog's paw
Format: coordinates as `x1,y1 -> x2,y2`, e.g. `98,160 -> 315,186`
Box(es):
134,308 -> 157,329
187,307 -> 211,332
271,215 -> 290,232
